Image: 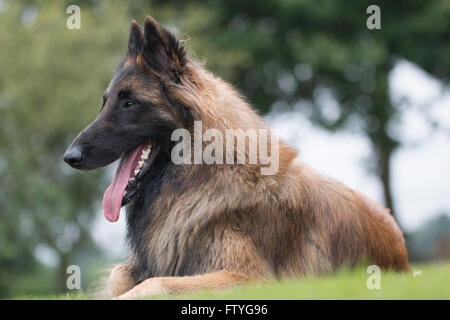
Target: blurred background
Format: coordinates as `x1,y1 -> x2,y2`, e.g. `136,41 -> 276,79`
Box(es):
0,0 -> 449,298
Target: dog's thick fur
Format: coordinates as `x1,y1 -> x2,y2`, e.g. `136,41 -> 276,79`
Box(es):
65,16 -> 409,299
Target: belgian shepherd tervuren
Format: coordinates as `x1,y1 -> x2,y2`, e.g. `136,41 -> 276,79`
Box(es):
64,16 -> 409,299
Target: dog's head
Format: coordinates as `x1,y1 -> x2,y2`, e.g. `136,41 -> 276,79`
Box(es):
63,16 -> 193,222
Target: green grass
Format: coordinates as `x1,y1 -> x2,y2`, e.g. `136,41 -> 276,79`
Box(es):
13,263 -> 450,300
153,263 -> 450,300
13,292 -> 89,300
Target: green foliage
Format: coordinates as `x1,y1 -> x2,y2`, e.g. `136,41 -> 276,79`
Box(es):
0,0 -> 131,297
408,214 -> 450,261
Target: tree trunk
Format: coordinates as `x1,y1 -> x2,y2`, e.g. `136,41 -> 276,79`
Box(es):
369,62 -> 398,219
58,253 -> 69,293
378,146 -> 395,216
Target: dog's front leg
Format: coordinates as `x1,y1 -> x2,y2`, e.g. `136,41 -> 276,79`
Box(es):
109,264 -> 137,297
115,271 -> 247,300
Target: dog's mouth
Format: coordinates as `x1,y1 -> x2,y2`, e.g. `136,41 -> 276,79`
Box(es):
102,140 -> 159,222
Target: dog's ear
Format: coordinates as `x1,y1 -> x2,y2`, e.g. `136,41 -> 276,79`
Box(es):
142,15 -> 186,83
127,20 -> 143,58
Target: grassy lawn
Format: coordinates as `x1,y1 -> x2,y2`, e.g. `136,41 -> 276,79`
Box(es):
14,262 -> 450,300
153,263 -> 450,300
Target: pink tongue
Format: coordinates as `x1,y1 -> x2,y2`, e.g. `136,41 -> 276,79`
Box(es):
102,146 -> 143,222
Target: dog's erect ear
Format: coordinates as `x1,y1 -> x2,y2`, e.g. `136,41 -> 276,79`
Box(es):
127,20 -> 143,58
142,16 -> 186,82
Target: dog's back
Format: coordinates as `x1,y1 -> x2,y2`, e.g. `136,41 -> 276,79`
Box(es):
229,160 -> 410,278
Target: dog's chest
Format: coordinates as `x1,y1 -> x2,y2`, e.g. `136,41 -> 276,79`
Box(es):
127,205 -> 216,281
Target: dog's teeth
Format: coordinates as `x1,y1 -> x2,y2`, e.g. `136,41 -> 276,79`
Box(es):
138,160 -> 144,168
134,169 -> 140,175
123,190 -> 127,197
141,150 -> 149,160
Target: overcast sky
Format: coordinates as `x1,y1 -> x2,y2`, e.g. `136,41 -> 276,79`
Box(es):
92,60 -> 450,258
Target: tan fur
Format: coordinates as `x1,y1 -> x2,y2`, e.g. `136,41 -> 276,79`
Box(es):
108,17 -> 410,299
115,271 -> 246,299
109,264 -> 136,297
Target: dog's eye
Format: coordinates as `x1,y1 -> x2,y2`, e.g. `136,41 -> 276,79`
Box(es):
123,101 -> 135,109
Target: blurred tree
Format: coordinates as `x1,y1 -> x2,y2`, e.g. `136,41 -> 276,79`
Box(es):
0,0 -> 131,296
407,213 -> 450,261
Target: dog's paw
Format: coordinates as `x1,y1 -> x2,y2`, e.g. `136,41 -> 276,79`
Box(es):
109,264 -> 136,297
114,278 -> 168,300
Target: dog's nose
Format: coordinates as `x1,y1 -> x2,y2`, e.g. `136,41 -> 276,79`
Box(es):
63,146 -> 83,167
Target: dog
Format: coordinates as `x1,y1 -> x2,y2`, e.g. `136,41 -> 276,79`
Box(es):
63,16 -> 409,299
